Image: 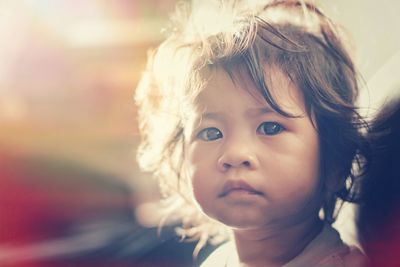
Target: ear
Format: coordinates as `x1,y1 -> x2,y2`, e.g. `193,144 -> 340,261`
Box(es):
323,190 -> 336,223
324,167 -> 347,194
322,168 -> 347,223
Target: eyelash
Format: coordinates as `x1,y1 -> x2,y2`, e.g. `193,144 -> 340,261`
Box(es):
196,122 -> 284,141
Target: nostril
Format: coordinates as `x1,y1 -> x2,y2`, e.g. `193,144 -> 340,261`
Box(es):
218,157 -> 256,171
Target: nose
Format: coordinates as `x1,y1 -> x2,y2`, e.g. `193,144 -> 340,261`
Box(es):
217,140 -> 259,172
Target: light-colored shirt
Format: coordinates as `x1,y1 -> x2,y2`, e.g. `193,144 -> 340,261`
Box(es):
201,224 -> 367,267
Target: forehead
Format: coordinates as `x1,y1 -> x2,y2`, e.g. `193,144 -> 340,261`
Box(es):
195,65 -> 307,116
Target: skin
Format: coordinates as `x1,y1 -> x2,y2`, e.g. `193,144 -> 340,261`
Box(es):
184,66 -> 325,266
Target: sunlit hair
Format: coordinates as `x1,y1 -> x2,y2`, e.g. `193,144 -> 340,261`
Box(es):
135,0 -> 367,254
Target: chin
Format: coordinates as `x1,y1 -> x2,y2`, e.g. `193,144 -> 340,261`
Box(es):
213,211 -> 265,229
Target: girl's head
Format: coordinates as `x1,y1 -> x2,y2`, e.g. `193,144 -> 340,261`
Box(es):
136,0 -> 365,245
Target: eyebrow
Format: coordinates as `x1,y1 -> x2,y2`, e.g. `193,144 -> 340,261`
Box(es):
201,112 -> 224,121
200,107 -> 275,121
245,107 -> 275,117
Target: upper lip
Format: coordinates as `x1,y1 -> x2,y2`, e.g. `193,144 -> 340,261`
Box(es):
219,180 -> 263,197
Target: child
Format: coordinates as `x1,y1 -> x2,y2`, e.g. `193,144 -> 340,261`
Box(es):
135,0 -> 368,266
357,96 -> 400,267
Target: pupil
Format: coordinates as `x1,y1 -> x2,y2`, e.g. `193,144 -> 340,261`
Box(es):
208,129 -> 220,139
269,124 -> 277,133
265,123 -> 279,134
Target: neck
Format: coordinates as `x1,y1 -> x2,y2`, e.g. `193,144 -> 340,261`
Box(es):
232,217 -> 323,267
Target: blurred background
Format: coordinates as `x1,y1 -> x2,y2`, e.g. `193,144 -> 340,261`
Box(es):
0,0 -> 399,266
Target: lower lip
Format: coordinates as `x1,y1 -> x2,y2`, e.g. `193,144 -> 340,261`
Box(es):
222,189 -> 262,198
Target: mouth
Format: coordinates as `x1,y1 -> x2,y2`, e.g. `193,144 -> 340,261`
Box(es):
218,180 -> 263,198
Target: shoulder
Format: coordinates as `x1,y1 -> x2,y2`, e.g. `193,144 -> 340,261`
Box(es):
342,246 -> 369,267
285,224 -> 368,267
200,242 -> 236,267
316,243 -> 368,267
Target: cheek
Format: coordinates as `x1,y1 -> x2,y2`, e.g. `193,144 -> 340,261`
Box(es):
187,143 -> 228,220
290,149 -> 323,210
184,148 -> 215,209
292,128 -> 321,183
187,166 -> 221,220
191,173 -> 208,205
268,132 -> 321,202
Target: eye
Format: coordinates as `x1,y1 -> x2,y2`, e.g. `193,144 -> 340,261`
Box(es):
197,127 -> 223,141
257,122 -> 284,136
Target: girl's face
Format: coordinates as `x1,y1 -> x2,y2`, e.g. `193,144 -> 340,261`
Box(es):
184,67 -> 323,229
